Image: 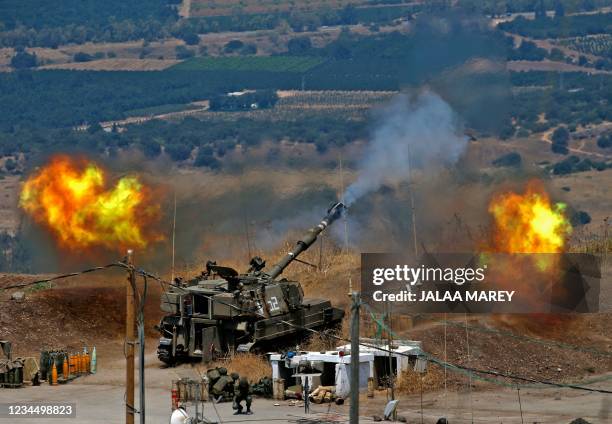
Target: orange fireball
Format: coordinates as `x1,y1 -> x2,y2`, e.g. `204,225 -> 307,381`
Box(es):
488,181 -> 571,254
19,156 -> 162,251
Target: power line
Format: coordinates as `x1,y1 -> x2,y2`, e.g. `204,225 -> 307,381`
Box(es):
175,284 -> 612,395
6,261 -> 610,396
370,310 -> 612,358
427,315 -> 612,358
0,262 -> 127,290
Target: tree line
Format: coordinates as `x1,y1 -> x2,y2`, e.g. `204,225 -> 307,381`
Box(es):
0,2 -> 421,49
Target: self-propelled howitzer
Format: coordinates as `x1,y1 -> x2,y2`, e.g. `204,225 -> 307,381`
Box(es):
156,202 -> 346,364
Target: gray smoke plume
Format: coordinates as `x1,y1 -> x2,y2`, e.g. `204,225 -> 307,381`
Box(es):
344,91 -> 467,205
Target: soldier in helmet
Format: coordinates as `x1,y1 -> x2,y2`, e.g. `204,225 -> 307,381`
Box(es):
233,377 -> 252,415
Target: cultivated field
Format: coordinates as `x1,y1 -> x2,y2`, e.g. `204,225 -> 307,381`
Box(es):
152,89 -> 398,124
39,58 -> 179,71
557,34 -> 612,57
507,59 -> 611,73
189,0 -> 377,17
170,55 -> 324,71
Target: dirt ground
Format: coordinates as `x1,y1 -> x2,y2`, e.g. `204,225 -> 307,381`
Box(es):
0,345 -> 609,423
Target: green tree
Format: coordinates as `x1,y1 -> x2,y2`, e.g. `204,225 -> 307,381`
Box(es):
175,45 -> 195,59
74,51 -> 93,62
224,39 -> 244,53
287,36 -> 312,55
181,32 -> 199,46
492,152 -> 522,167
10,50 -> 37,69
194,149 -> 220,169
551,126 -> 569,144
165,143 -> 192,161
597,134 -> 611,148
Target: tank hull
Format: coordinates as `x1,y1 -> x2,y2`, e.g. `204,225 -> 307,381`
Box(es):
156,299 -> 344,364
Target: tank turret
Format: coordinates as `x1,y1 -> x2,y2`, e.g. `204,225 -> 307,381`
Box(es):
156,203 -> 346,364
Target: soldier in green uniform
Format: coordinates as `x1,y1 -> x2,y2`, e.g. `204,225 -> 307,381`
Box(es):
233,377 -> 252,415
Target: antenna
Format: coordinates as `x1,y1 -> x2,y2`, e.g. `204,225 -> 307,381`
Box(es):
406,143 -> 418,257
171,191 -> 177,282
238,171 -> 252,261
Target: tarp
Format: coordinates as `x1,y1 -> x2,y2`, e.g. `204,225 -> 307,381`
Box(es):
335,364 -> 350,398
0,358 -> 23,374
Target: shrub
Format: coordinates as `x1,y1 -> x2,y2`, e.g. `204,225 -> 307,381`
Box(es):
181,32 -> 200,46
571,211 -> 591,226
194,149 -> 220,169
492,152 -> 522,167
287,36 -> 312,55
10,50 -> 37,69
73,52 -> 93,62
240,44 -> 257,55
165,143 -> 192,161
224,39 -> 244,53
140,139 -> 161,158
597,134 -> 611,148
551,126 -> 570,145
4,158 -> 16,172
551,143 -> 569,155
175,45 -> 195,59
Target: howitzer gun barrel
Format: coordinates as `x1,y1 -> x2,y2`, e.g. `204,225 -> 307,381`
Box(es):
266,202 -> 346,279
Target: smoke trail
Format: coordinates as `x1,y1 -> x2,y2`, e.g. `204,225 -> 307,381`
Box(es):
344,91 -> 467,205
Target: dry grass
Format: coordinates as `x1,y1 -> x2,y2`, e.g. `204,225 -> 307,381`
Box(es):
39,58 -> 179,71
507,59 -> 611,74
201,353 -> 272,383
396,365 -> 446,395
301,331 -> 339,352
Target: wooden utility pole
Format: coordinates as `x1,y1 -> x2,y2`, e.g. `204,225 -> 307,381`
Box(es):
126,250 -> 136,424
350,292 -> 360,424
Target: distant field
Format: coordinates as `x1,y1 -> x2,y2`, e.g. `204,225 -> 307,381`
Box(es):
190,0 -> 370,17
123,102 -> 200,117
0,0 -> 177,30
557,34 -> 612,57
170,56 -> 325,72
39,59 -> 179,71
507,59 -> 610,74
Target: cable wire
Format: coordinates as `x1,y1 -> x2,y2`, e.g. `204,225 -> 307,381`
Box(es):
0,262 -> 128,290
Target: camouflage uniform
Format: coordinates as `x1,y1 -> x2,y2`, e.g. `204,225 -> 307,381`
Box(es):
233,377 -> 252,415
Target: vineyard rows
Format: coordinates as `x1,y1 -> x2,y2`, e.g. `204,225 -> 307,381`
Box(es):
557,35 -> 612,57
277,90 -> 395,107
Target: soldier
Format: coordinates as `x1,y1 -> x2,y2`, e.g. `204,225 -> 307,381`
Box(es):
233,377 -> 252,415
